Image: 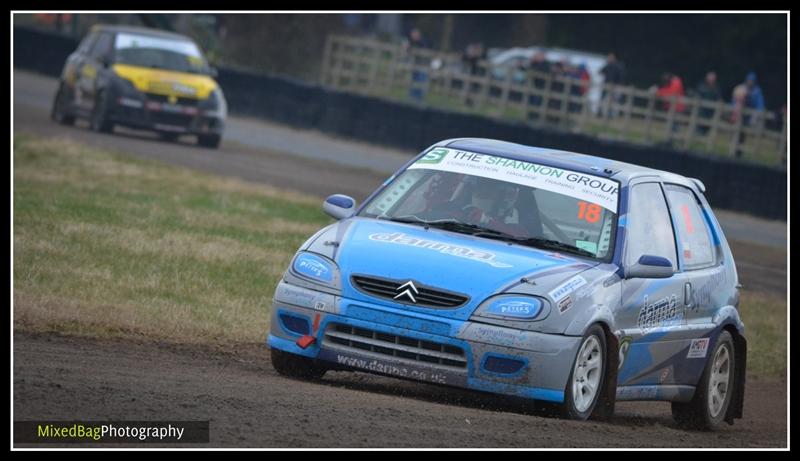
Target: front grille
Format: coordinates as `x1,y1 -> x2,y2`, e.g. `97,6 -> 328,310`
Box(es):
150,111 -> 193,127
351,275 -> 469,308
145,93 -> 199,107
324,323 -> 467,369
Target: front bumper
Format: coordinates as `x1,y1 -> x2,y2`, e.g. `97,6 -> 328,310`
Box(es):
267,284 -> 582,403
108,95 -> 225,136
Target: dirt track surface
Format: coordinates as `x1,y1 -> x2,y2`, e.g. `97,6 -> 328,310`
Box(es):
13,333 -> 787,448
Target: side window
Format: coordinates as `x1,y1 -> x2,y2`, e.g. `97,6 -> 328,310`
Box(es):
624,182 -> 678,269
664,184 -> 715,270
77,32 -> 98,55
89,32 -> 113,60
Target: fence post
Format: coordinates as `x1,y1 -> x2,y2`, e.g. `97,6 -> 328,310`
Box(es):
728,108 -> 745,157
499,69 -> 512,116
643,91 -> 656,142
664,95 -> 677,143
619,86 -> 634,141
684,96 -> 701,150
320,35 -> 334,86
705,100 -> 724,152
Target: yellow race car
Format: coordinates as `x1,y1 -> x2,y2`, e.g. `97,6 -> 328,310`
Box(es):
51,24 -> 226,148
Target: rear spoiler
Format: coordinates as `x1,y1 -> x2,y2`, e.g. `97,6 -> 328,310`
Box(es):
689,178 -> 706,193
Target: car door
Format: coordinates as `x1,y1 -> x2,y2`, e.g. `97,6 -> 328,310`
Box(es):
77,31 -> 114,112
616,179 -> 692,390
662,183 -> 725,385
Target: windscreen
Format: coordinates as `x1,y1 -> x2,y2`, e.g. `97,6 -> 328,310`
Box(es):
359,147 -> 619,260
114,33 -> 207,74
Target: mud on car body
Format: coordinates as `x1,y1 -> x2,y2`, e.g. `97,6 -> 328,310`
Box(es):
51,24 -> 226,148
268,138 -> 746,430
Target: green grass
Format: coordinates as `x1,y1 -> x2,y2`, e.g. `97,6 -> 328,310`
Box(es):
738,291 -> 787,378
13,134 -> 331,344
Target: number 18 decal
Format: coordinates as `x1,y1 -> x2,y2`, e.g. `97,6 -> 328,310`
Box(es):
577,201 -> 602,223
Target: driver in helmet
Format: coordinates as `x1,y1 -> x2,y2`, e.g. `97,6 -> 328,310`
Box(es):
455,176 -> 524,236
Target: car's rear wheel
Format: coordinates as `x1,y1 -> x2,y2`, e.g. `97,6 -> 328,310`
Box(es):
50,83 -> 76,126
270,348 -> 327,380
672,331 -> 735,431
90,90 -> 114,133
562,324 -> 607,420
197,134 -> 221,149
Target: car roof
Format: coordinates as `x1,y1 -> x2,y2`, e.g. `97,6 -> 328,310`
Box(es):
90,24 -> 194,42
438,138 -> 702,191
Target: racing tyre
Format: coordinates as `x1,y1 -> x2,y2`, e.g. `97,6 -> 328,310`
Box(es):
197,134 -> 221,149
562,324 -> 607,420
90,91 -> 114,133
672,331 -> 735,431
270,348 -> 327,380
50,83 -> 76,126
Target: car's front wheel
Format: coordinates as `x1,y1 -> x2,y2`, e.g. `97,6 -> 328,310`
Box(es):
672,331 -> 736,430
562,324 -> 607,420
270,348 -> 327,380
197,134 -> 221,149
50,82 -> 76,126
90,90 -> 114,133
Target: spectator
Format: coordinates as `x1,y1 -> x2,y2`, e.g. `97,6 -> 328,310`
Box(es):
403,28 -> 430,103
730,72 -> 765,158
525,51 -> 551,121
655,72 -> 686,113
600,52 -> 626,118
462,42 -> 485,76
693,71 -> 722,134
462,42 -> 486,107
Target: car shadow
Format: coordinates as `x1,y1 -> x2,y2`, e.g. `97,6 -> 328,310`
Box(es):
302,369 -> 677,427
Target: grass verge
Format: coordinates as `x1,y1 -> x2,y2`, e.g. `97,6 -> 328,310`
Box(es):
13,134 -> 331,344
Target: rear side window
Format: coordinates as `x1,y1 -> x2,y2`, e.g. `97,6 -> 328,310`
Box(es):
624,182 -> 678,269
77,32 -> 97,55
664,184 -> 715,270
90,32 -> 114,60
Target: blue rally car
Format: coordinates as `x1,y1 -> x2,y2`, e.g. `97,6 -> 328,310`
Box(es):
268,138 -> 746,430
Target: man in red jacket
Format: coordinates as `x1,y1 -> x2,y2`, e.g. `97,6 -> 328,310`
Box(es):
655,72 -> 686,113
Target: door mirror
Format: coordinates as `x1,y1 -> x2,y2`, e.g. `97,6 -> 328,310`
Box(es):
625,255 -> 674,279
323,194 -> 356,220
100,54 -> 113,68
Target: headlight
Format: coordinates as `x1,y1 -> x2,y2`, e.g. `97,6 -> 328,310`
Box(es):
470,294 -> 550,325
201,88 -> 227,118
289,252 -> 340,288
112,75 -> 141,98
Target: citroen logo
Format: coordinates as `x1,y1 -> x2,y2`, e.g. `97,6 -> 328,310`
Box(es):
393,280 -> 419,303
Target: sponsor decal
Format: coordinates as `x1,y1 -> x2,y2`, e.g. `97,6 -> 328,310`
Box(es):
687,338 -> 710,359
618,336 -> 632,370
314,301 -> 327,311
408,148 -> 619,211
557,296 -> 573,314
659,367 -> 671,383
637,294 -> 684,332
486,297 -> 542,319
368,232 -> 513,268
548,275 -> 588,302
333,354 -> 448,384
293,253 -> 334,282
417,148 -> 449,165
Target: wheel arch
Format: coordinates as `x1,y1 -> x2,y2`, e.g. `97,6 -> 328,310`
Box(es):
722,323 -> 747,424
589,320 -> 618,421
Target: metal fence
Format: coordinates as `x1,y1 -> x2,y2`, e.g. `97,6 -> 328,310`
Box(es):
321,35 -> 787,167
